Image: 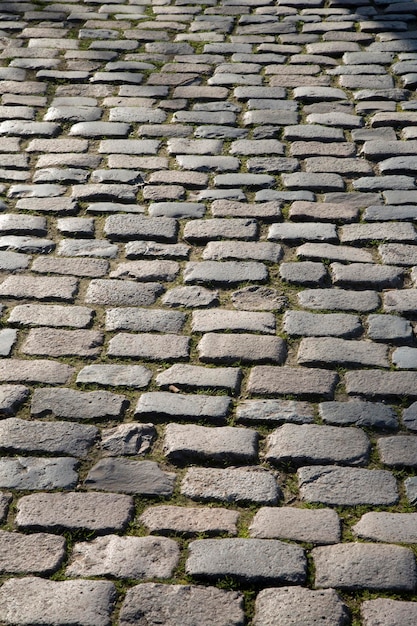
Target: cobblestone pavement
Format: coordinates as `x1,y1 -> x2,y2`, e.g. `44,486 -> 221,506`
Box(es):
1,0 -> 417,624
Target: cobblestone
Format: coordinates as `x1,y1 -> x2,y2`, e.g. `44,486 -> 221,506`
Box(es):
2,2 -> 417,622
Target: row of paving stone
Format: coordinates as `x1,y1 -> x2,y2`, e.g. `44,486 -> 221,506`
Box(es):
3,0 -> 417,624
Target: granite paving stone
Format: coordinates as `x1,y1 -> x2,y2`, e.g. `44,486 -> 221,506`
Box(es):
181,467 -> 281,505
353,512 -> 417,544
254,587 -> 349,626
250,507 -> 341,544
186,538 -> 307,585
361,599 -> 417,626
16,492 -> 134,533
0,531 -> 65,575
164,423 -> 258,465
0,418 -> 97,459
85,459 -> 175,496
312,543 -> 416,591
31,388 -> 127,421
119,584 -> 244,626
0,457 -> 78,491
319,400 -> 398,429
265,424 -> 370,467
298,466 -> 399,506
66,535 -> 179,579
2,1 -> 417,622
139,505 -> 239,537
0,578 -> 116,626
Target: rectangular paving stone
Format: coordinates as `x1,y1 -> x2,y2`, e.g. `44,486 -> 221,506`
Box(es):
0,457 -> 78,490
254,587 -> 349,626
361,599 -> 417,626
21,328 -> 103,358
0,275 -> 78,301
135,392 -> 230,423
331,262 -> 403,289
198,333 -> 286,364
203,241 -> 283,263
319,400 -> 398,430
66,535 -> 179,580
298,466 -> 399,506
297,242 -> 373,263
9,304 -> 94,328
266,424 -> 370,467
346,370 -> 417,399
105,308 -> 185,333
0,531 -> 65,575
85,459 -> 175,496
31,388 -> 126,421
353,512 -> 417,544
192,310 -> 275,334
139,505 -> 239,537
164,423 -> 258,465
297,338 -> 389,368
107,333 -> 190,361
104,214 -> 177,242
236,399 -> 315,425
119,583 -> 244,626
313,543 -> 416,591
76,364 -> 152,388
109,260 -> 179,281
181,466 -> 280,505
85,279 -> 163,306
247,366 -> 338,399
16,492 -> 133,533
250,507 -> 341,544
186,538 -> 306,585
283,311 -> 362,338
184,261 -> 268,285
0,418 -> 97,459
298,289 -> 380,312
156,364 -> 241,395
0,360 -> 74,384
0,577 -> 116,626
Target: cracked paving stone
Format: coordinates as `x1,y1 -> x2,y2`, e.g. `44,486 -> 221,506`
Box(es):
164,423 -> 258,465
298,466 -> 399,506
265,424 -> 370,467
66,535 -> 179,580
162,285 -> 219,308
186,538 -> 306,585
101,423 -> 155,457
0,578 -> 116,626
119,583 -> 244,626
139,505 -> 239,537
16,492 -> 134,533
250,507 -> 341,544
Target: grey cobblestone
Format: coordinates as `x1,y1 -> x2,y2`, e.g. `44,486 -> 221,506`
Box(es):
1,2 -> 417,622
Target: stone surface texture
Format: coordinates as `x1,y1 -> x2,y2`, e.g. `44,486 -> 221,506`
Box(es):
0,0 -> 417,623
